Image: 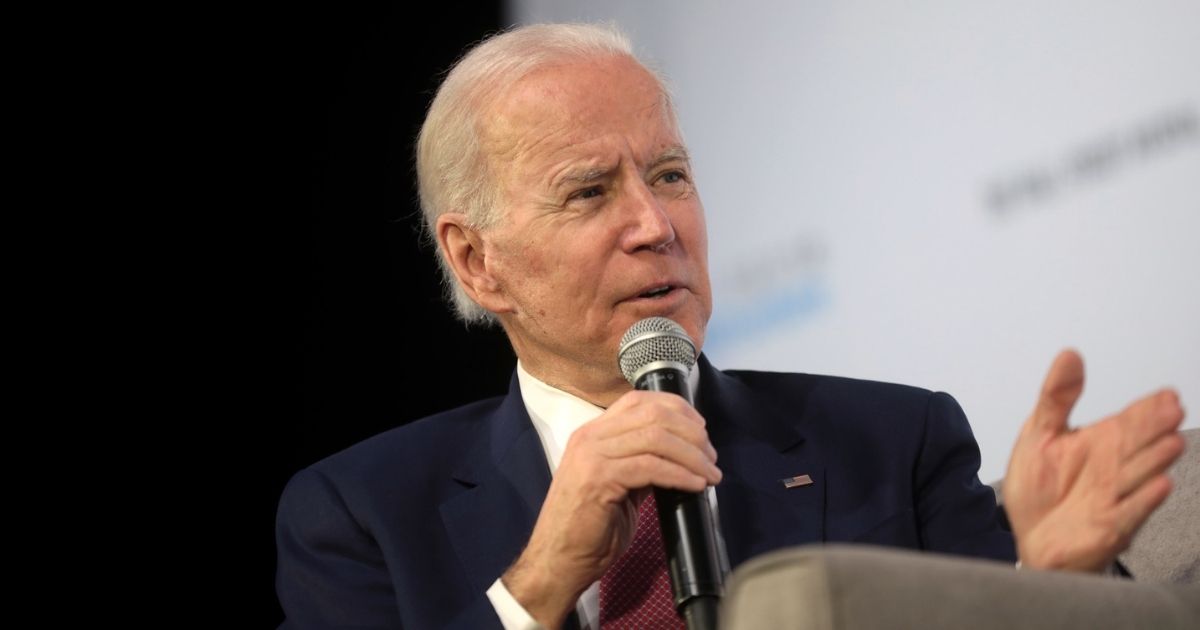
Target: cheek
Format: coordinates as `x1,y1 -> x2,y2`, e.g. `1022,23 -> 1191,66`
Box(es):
679,206 -> 710,267
691,203 -> 709,251
504,240 -> 587,306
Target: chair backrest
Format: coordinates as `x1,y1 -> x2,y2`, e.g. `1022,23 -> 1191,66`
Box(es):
1122,427 -> 1198,583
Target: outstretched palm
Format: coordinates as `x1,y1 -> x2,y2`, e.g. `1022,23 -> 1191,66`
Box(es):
1004,350 -> 1185,571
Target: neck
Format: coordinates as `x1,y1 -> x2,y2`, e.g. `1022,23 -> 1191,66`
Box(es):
512,351 -> 631,408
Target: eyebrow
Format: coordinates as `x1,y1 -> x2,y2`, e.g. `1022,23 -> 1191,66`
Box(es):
647,146 -> 691,171
556,166 -> 610,189
552,146 -> 692,190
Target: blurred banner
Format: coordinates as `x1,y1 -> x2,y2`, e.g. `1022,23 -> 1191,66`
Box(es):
512,1 -> 1200,481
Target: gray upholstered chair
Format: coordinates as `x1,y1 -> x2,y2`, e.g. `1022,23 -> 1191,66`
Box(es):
719,429 -> 1199,629
1109,427 -> 1199,583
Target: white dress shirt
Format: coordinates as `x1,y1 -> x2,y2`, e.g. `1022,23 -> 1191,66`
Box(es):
485,361 -> 702,630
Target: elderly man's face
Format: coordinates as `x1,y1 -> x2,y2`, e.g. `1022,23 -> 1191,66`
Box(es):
475,55 -> 712,393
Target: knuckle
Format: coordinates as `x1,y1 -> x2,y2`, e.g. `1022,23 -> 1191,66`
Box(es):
628,390 -> 653,405
627,454 -> 650,474
680,423 -> 707,445
573,422 -> 594,440
641,425 -> 670,445
631,455 -> 662,480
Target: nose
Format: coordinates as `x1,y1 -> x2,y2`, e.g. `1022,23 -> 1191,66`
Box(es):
621,179 -> 676,254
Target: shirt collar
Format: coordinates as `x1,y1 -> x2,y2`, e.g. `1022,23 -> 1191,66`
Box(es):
516,360 -> 701,473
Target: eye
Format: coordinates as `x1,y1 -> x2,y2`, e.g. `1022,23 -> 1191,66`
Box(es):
657,170 -> 687,185
575,186 -> 603,200
567,184 -> 605,204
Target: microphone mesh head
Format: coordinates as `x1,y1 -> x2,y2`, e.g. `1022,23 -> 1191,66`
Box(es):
617,316 -> 697,384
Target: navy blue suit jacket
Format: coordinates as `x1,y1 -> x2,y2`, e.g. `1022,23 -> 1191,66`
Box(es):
276,357 -> 1016,629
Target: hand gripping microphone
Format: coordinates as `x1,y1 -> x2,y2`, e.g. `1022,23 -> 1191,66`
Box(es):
617,317 -> 724,630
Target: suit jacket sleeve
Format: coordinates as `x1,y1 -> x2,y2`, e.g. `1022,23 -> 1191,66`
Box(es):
911,391 -> 1016,561
275,467 -> 505,630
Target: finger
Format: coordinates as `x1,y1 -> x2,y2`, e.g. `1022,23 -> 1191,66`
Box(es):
1030,349 -> 1085,434
612,454 -> 715,493
1117,433 -> 1185,499
1113,389 -> 1186,460
597,415 -> 715,463
601,425 -> 721,483
1115,473 -> 1173,544
590,396 -> 715,459
595,391 -> 705,431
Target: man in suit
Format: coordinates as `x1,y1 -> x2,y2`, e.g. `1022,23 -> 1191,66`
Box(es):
276,22 -> 1185,629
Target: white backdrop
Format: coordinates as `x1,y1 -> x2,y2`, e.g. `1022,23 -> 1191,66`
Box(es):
511,0 -> 1200,482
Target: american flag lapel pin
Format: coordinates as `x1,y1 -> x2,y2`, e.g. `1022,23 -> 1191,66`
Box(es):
781,474 -> 813,489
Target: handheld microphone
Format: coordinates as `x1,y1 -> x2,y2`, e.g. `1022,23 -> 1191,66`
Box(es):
618,317 -> 724,630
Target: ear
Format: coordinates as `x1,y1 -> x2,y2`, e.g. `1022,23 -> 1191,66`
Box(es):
435,213 -> 514,314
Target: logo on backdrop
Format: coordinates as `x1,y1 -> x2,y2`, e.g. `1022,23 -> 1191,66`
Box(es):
706,232 -> 830,351
984,106 -> 1198,218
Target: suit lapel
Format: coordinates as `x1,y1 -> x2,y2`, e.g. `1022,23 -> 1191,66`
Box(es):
439,373 -> 551,595
697,356 -> 827,569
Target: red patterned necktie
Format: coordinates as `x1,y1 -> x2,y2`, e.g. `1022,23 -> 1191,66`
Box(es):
599,493 -> 685,629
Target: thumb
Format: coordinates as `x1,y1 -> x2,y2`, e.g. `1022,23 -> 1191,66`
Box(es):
1030,349 -> 1085,434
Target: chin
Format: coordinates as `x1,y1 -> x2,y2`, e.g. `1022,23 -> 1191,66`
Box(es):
678,316 -> 709,355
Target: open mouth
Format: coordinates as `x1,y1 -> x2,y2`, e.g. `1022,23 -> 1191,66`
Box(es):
639,285 -> 674,299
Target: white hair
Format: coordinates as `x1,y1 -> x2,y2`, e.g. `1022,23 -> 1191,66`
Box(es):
415,22 -> 675,325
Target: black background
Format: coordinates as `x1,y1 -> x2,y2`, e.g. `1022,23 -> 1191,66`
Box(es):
260,2 -> 510,625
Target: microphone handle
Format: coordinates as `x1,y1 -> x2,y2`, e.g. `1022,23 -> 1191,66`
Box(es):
635,367 -> 723,630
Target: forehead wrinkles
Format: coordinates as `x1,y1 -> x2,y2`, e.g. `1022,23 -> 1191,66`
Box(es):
479,61 -> 676,188
481,110 -> 567,175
